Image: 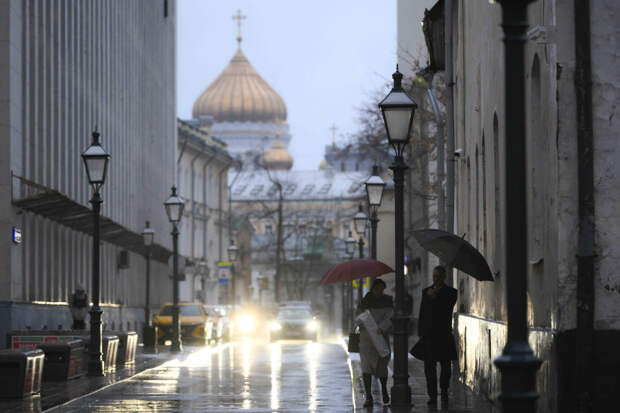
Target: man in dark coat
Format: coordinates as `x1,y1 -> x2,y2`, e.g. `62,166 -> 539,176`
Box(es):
418,265 -> 457,405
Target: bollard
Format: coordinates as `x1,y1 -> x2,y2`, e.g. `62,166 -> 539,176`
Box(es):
0,349 -> 45,398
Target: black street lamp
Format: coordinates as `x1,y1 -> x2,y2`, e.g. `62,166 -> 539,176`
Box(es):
493,2 -> 542,412
142,221 -> 154,326
164,186 -> 185,352
81,130 -> 110,377
379,65 -> 417,407
365,165 -> 386,260
345,231 -> 356,331
227,240 -> 239,314
353,204 -> 368,301
142,221 -> 156,352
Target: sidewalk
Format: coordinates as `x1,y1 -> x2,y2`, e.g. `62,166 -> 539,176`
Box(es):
0,345 -> 191,413
342,337 -> 499,412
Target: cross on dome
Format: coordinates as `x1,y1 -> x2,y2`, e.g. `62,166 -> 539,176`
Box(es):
232,9 -> 247,45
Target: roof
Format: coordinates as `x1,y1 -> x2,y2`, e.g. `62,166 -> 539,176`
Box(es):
191,47 -> 287,124
11,174 -> 173,264
230,169 -> 368,202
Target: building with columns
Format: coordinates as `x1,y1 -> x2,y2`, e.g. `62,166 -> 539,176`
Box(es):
0,0 -> 178,345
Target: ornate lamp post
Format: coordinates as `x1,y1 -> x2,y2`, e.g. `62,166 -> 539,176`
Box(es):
493,2 -> 541,412
164,186 -> 185,352
142,221 -> 157,352
81,130 -> 110,377
227,240 -> 239,314
365,165 -> 386,260
345,231 -> 356,331
379,65 -> 417,406
353,204 -> 369,301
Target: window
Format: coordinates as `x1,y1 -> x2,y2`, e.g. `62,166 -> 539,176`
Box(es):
284,184 -> 297,196
249,185 -> 264,196
265,224 -> 273,234
301,184 -> 315,195
318,184 -> 331,194
233,185 -> 247,195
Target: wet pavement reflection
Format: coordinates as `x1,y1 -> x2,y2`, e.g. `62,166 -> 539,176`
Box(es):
47,340 -> 354,412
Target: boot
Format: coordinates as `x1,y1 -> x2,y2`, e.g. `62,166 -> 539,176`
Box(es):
379,377 -> 389,405
362,373 -> 373,407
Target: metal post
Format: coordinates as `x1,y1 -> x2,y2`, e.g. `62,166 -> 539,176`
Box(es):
357,237 -> 364,302
88,192 -> 105,376
145,247 -> 151,326
370,210 -> 379,260
494,2 -> 541,412
231,264 -> 236,314
275,184 -> 283,302
171,224 -> 182,352
390,154 -> 411,406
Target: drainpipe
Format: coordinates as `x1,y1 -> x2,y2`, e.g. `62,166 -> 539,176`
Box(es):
228,161 -> 243,241
445,0 -> 455,286
419,68 -> 446,232
190,145 -> 206,260
217,157 -> 233,262
574,0 -> 595,411
177,131 -> 189,188
201,152 -> 216,262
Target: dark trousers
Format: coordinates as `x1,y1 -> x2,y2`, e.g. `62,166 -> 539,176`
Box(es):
423,359 -> 451,397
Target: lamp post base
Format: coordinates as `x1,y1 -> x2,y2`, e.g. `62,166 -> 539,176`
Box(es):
87,306 -> 105,376
494,341 -> 542,413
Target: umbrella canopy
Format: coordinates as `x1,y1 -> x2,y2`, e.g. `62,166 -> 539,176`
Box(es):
413,229 -> 494,281
320,259 -> 394,285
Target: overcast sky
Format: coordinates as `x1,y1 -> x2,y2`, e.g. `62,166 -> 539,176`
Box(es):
176,0 -> 397,170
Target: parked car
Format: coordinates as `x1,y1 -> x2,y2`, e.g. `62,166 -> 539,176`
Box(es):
269,306 -> 320,342
153,302 -> 213,345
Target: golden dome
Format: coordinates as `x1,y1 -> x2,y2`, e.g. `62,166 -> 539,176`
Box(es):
319,158 -> 328,170
192,47 -> 287,123
263,137 -> 293,170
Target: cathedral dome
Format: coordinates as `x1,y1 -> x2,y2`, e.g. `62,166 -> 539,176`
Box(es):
263,137 -> 293,170
192,47 -> 287,123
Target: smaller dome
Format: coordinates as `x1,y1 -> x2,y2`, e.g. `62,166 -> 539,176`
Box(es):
263,137 -> 293,170
319,158 -> 328,170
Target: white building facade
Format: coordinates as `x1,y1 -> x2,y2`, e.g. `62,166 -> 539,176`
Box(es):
176,119 -> 232,305
0,0 -> 178,344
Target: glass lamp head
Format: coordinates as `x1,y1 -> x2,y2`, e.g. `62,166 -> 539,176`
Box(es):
227,240 -> 239,262
379,66 -> 417,151
142,220 -> 155,247
353,204 -> 368,235
81,130 -> 110,190
365,165 -> 386,207
164,186 -> 185,223
345,231 -> 356,256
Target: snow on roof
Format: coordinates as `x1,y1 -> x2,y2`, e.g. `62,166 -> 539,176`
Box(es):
231,169 -> 368,201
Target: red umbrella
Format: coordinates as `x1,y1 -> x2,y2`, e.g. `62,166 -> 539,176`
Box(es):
320,259 -> 394,285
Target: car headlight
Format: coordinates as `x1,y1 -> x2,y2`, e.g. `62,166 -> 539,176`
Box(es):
270,322 -> 282,331
306,320 -> 318,331
237,315 -> 255,333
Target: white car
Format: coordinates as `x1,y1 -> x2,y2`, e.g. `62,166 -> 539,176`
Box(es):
269,307 -> 319,342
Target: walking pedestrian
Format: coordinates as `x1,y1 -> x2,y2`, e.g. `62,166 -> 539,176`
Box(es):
69,285 -> 89,330
418,265 -> 458,405
356,278 -> 393,407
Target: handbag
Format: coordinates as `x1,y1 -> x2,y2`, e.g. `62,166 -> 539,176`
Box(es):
409,336 -> 426,360
348,328 -> 360,353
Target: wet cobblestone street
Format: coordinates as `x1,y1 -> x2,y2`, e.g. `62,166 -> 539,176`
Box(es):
46,341 -> 353,413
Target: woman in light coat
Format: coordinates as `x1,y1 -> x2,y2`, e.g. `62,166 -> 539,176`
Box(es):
356,278 -> 393,407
